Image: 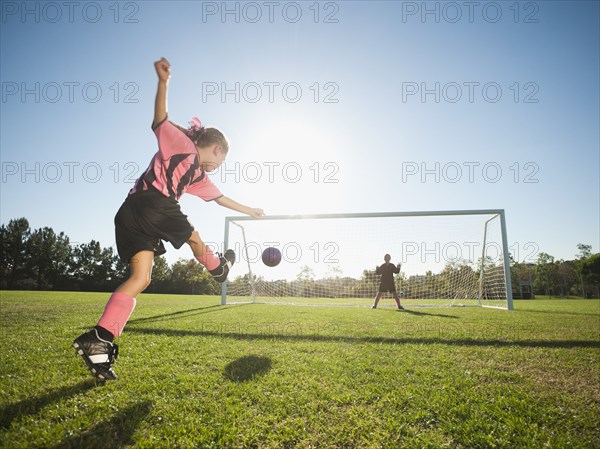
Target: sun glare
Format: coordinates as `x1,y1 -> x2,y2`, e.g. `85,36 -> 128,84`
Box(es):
238,115 -> 346,214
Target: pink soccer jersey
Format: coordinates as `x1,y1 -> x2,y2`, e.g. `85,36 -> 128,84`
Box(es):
130,118 -> 223,201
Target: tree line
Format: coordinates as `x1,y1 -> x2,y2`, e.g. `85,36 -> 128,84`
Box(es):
1,217 -> 598,298
0,218 -> 220,295
511,244 -> 599,298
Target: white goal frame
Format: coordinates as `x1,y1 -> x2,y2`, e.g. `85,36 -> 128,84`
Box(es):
220,209 -> 514,310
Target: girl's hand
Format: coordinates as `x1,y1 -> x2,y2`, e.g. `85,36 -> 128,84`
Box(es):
154,57 -> 171,82
248,208 -> 265,218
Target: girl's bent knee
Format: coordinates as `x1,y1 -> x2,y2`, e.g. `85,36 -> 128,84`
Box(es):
142,278 -> 152,291
129,276 -> 151,292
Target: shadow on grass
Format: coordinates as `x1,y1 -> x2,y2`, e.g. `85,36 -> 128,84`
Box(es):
127,326 -> 600,350
0,378 -> 97,429
223,355 -> 272,382
49,400 -> 152,449
127,303 -> 248,325
397,309 -> 459,319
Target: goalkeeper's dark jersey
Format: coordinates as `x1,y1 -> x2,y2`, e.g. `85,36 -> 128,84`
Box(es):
376,262 -> 400,292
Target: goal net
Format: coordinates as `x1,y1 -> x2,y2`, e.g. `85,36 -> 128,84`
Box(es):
220,210 -> 513,309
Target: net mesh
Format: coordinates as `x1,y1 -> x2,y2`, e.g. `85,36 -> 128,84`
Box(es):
222,212 -> 509,308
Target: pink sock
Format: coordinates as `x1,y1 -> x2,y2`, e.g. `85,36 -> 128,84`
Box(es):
195,246 -> 220,271
97,292 -> 136,337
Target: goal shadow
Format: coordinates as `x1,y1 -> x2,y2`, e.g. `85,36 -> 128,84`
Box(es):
379,308 -> 460,319
127,303 -> 249,325
127,326 -> 600,350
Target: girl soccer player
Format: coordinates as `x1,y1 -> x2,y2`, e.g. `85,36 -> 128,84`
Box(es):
72,57 -> 264,381
372,254 -> 404,310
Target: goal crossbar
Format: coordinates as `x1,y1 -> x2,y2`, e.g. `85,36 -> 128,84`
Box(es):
224,209 -> 508,222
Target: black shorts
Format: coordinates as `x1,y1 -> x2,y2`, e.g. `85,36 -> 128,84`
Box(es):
378,284 -> 397,294
114,188 -> 194,262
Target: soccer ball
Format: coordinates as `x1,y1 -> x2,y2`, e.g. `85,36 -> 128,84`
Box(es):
262,247 -> 282,267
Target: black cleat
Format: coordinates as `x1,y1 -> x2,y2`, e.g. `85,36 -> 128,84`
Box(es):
210,249 -> 236,283
72,329 -> 119,381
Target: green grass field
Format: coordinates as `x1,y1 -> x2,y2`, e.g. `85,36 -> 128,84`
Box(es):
1,291 -> 599,448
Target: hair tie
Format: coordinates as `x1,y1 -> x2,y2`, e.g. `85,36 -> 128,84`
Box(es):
188,117 -> 201,129
188,117 -> 206,143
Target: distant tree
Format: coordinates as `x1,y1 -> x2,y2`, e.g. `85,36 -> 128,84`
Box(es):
170,259 -> 219,295
228,273 -> 259,297
146,255 -> 172,293
394,271 -> 407,296
439,260 -> 477,299
71,240 -> 120,291
325,265 -> 343,279
511,261 -> 535,299
295,265 -> 316,297
424,270 -> 442,298
112,257 -> 129,287
534,252 -> 558,297
0,218 -> 31,289
576,243 -> 592,259
555,260 -> 578,297
296,265 -> 315,282
354,268 -> 377,298
580,253 -> 600,298
574,244 -> 595,298
26,227 -> 72,290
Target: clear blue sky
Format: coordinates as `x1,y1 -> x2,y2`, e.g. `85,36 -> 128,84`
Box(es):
1,1 -> 598,268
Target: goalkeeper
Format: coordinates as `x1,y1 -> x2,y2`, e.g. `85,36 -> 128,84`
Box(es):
372,254 -> 404,310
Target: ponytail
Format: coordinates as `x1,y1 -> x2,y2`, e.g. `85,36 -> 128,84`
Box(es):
171,117 -> 230,154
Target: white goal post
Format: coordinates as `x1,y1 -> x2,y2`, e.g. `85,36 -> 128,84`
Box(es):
220,210 -> 514,310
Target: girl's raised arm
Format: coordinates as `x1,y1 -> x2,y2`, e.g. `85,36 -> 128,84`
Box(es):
153,57 -> 171,128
